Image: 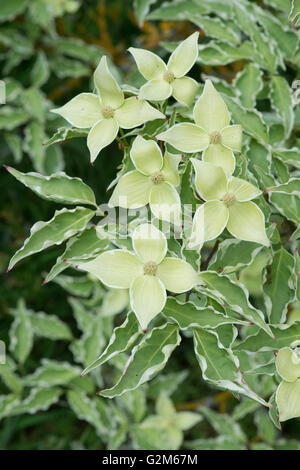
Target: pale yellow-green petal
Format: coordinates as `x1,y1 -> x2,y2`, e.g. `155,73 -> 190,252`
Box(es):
77,250 -> 142,289
108,170 -> 152,208
157,123 -> 209,153
161,151 -> 181,186
191,158 -> 227,201
130,135 -> 163,175
139,79 -> 172,101
130,274 -> 166,330
276,379 -> 300,422
203,144 -> 235,176
193,79 -> 230,132
221,125 -> 242,151
228,177 -> 261,202
51,93 -> 103,128
93,56 -> 124,109
150,182 -> 182,226
189,201 -> 229,248
167,31 -> 199,78
128,47 -> 167,80
87,118 -> 119,163
275,348 -> 300,382
101,288 -> 129,317
157,257 -> 197,293
115,96 -> 165,129
227,201 -> 269,246
172,76 -> 198,107
132,223 -> 167,264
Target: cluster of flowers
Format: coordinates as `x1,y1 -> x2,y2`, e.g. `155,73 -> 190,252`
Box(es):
52,32 -> 269,330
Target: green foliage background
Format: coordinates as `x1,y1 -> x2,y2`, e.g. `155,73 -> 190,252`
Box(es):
0,0 -> 300,450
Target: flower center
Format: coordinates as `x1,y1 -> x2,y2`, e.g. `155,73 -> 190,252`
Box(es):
151,171 -> 164,184
102,105 -> 114,119
222,192 -> 236,207
163,71 -> 175,83
210,131 -> 222,144
143,261 -> 158,276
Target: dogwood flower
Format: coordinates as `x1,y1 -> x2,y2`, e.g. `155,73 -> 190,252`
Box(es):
129,32 -> 199,107
51,56 -> 164,163
157,79 -> 242,176
189,160 -> 269,248
109,135 -> 181,225
276,342 -> 300,422
76,224 -> 197,330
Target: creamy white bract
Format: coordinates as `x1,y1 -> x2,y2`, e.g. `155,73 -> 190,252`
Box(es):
109,135 -> 181,225
157,79 -> 242,176
77,223 -> 197,330
189,159 -> 269,248
129,32 -> 199,106
51,56 -> 164,163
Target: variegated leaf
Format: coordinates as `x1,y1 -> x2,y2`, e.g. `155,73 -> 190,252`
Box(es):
100,323 -> 181,398
82,311 -> 141,376
8,207 -> 95,270
6,167 -> 97,207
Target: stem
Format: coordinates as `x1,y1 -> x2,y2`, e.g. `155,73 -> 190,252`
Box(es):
185,290 -> 191,302
118,128 -> 129,146
159,99 -> 167,114
201,239 -> 219,271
